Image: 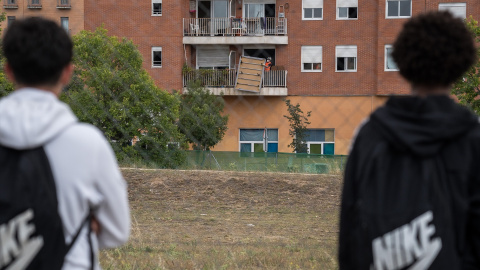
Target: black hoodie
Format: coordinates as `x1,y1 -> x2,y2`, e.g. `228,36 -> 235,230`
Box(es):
339,95 -> 480,269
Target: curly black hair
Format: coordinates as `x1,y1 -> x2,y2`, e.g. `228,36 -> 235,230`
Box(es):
2,17 -> 73,86
392,11 -> 476,88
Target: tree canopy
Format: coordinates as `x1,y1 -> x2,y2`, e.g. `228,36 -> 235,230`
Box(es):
452,17 -> 480,115
178,81 -> 229,150
62,27 -> 185,167
0,13 -> 14,98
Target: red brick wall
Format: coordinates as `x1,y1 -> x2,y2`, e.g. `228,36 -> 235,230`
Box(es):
83,0 -> 480,96
0,0 -> 85,36
85,0 -> 189,91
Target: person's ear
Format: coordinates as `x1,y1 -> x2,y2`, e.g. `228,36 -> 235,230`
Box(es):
59,63 -> 74,86
4,62 -> 16,83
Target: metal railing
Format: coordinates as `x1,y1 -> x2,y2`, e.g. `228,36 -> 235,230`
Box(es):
3,0 -> 17,8
184,17 -> 287,37
27,0 -> 41,8
57,0 -> 70,8
183,69 -> 287,88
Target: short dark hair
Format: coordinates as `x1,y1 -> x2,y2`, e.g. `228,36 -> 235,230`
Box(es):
392,11 -> 476,88
2,17 -> 73,86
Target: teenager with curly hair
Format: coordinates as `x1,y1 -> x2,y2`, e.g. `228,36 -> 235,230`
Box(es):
339,11 -> 480,269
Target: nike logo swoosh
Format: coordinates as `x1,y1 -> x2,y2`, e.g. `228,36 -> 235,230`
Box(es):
409,238 -> 442,270
6,236 -> 44,270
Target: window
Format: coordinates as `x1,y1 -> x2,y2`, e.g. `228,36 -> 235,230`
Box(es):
60,17 -> 69,33
439,3 -> 466,20
152,0 -> 162,16
385,45 -> 398,71
7,16 -> 15,27
303,0 -> 323,20
57,0 -> 70,8
305,129 -> 335,155
337,0 -> 358,19
336,45 -> 357,72
239,129 -> 278,154
152,47 -> 162,68
301,46 -> 322,72
386,0 -> 411,18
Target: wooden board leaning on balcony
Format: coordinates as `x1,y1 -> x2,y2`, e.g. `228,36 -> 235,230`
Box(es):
235,56 -> 265,93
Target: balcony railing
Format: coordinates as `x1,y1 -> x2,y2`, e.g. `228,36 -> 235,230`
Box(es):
57,0 -> 70,8
184,17 -> 287,37
3,0 -> 18,8
183,69 -> 287,88
27,0 -> 41,8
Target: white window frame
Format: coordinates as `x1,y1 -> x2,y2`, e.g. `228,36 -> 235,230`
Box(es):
301,46 -> 322,72
152,47 -> 162,68
152,0 -> 162,16
239,129 -> 279,153
60,17 -> 69,34
386,0 -> 412,19
335,45 -> 357,72
305,129 -> 335,155
438,3 -> 466,20
337,0 -> 358,20
384,45 -> 398,71
303,0 -> 323,20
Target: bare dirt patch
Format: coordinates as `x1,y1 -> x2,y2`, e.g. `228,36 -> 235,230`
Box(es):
101,169 -> 342,270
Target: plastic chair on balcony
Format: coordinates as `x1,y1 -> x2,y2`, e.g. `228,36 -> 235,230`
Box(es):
190,23 -> 199,36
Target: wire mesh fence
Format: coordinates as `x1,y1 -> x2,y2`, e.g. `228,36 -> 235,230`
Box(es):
121,150 -> 347,175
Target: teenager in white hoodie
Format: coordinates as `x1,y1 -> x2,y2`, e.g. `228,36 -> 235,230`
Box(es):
0,17 -> 130,269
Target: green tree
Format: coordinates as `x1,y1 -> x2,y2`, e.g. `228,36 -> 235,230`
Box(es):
452,16 -> 480,114
0,12 -> 15,98
62,27 -> 185,167
283,98 -> 311,153
178,81 -> 229,150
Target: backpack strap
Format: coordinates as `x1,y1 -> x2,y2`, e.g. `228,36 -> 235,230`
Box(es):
65,209 -> 94,270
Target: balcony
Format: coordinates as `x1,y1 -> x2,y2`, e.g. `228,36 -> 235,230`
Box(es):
183,69 -> 287,96
27,0 -> 41,8
183,17 -> 288,45
3,0 -> 18,9
57,0 -> 70,9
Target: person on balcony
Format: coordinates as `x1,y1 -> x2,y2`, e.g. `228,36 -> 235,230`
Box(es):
265,57 -> 272,72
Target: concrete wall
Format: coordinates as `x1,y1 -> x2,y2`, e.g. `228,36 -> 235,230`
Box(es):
214,95 -> 388,155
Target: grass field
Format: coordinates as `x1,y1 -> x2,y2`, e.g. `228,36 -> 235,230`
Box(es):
100,169 -> 342,270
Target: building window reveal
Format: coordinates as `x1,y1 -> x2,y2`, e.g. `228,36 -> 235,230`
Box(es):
7,16 -> 15,27
152,47 -> 162,68
438,3 -> 466,20
385,45 -> 398,71
337,0 -> 358,19
301,46 -> 322,72
303,0 -> 323,20
305,129 -> 335,155
336,45 -> 357,72
239,129 -> 278,153
60,17 -> 69,33
152,0 -> 162,16
386,0 -> 411,18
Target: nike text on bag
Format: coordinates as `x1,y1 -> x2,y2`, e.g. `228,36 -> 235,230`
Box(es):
0,146 -> 89,270
345,145 -> 457,270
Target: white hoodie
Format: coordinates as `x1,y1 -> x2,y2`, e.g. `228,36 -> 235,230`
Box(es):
0,88 -> 130,269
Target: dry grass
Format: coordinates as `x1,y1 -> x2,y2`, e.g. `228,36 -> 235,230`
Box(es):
100,169 -> 342,270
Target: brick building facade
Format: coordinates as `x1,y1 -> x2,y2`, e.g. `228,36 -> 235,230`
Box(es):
0,0 -> 84,35
3,0 -> 479,155
83,0 -> 480,155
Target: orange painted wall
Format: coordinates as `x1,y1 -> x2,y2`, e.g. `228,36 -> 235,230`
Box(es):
214,95 -> 388,155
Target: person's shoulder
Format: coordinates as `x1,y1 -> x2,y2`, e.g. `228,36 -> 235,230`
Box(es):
59,122 -> 110,148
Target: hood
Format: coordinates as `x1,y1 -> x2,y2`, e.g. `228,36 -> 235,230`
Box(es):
0,88 -> 77,150
370,95 -> 479,157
